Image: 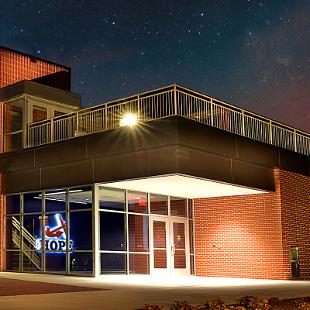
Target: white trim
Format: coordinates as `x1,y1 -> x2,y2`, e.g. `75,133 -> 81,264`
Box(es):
93,185 -> 100,277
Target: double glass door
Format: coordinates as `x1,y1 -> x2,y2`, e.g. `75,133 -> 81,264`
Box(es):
150,216 -> 189,276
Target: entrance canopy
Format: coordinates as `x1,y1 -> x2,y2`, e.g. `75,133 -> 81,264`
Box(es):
103,174 -> 266,198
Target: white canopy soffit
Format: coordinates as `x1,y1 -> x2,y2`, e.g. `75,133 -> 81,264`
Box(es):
103,174 -> 267,198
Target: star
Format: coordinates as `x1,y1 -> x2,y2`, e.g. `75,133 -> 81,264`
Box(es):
2,0 -> 307,132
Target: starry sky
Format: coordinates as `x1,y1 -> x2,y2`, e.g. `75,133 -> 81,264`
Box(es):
1,0 -> 309,131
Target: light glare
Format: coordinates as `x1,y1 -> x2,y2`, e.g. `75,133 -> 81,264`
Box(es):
120,113 -> 137,127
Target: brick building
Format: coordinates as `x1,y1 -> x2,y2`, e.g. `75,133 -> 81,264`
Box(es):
0,46 -> 74,270
0,47 -> 309,279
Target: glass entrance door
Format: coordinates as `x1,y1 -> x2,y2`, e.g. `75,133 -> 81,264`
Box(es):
150,216 -> 189,276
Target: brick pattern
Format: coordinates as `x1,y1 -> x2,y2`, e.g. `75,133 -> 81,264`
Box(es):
128,213 -> 149,273
193,169 -> 310,280
129,253 -> 149,274
153,221 -> 167,268
0,49 -> 68,88
194,191 -> 284,279
0,48 -> 69,271
279,170 -> 310,279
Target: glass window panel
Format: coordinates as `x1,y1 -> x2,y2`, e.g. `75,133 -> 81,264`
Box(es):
174,250 -> 186,269
154,250 -> 167,269
153,221 -> 166,248
100,212 -> 126,251
5,251 -> 20,271
128,214 -> 149,252
170,197 -> 187,217
173,222 -> 186,269
5,216 -> 21,250
45,189 -> 66,212
128,191 -> 147,213
43,213 -> 68,252
101,253 -> 126,274
173,222 -> 185,249
22,251 -> 42,272
150,194 -> 168,215
5,132 -> 23,152
70,211 -> 92,250
4,100 -> 23,133
99,187 -> 125,211
24,192 -> 42,213
129,254 -> 149,274
32,105 -> 47,123
69,187 -> 92,210
70,252 -> 93,275
5,195 -> 20,215
45,252 -> 66,273
23,214 -> 43,251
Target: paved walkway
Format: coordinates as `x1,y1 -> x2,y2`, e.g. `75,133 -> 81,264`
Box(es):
1,272 -> 310,309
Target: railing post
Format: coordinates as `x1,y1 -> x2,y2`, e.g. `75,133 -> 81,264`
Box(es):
76,111 -> 79,135
210,99 -> 214,127
241,110 -> 245,136
269,120 -> 273,145
137,94 -> 140,120
50,119 -> 54,143
25,124 -> 29,148
294,129 -> 297,152
173,84 -> 178,115
104,104 -> 108,130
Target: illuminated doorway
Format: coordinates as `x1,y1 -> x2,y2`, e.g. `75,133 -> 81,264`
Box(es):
150,216 -> 190,276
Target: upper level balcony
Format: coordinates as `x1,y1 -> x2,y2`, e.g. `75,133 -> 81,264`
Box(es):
3,84 -> 310,156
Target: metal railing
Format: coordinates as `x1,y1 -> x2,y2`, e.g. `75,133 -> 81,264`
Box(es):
27,84 -> 310,156
12,216 -> 41,269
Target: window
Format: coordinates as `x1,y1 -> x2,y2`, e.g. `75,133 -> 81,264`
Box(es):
4,188 -> 94,276
32,105 -> 47,123
128,191 -> 147,213
150,194 -> 168,215
100,212 -> 126,251
4,99 -> 24,152
170,197 -> 187,217
99,187 -> 125,211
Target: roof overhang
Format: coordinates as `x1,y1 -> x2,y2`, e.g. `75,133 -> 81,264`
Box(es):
103,174 -> 267,198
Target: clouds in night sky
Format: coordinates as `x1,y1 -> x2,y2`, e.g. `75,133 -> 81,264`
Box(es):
1,0 -> 309,131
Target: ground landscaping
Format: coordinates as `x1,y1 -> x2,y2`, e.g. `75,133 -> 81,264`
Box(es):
140,296 -> 310,309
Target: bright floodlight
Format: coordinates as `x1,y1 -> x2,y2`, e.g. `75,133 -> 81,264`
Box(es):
120,113 -> 137,127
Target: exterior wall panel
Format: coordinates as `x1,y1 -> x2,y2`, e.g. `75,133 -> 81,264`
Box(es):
194,169 -> 310,280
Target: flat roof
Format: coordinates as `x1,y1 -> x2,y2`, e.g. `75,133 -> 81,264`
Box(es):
0,45 -> 71,71
0,80 -> 80,108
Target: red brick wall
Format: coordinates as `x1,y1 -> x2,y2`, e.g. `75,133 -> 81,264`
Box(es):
0,48 -> 69,271
279,170 -> 310,279
128,213 -> 149,273
153,220 -> 167,269
0,49 -> 68,88
194,169 -> 310,280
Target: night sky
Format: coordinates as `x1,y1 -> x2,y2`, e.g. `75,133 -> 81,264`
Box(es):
1,0 -> 309,131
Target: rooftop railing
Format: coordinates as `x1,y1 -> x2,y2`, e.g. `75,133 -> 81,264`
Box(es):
27,84 -> 310,156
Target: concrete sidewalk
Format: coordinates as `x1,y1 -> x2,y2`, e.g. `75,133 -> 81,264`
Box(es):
1,272 -> 310,309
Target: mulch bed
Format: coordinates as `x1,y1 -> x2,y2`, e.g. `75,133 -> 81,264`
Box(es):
270,297 -> 310,309
0,277 -> 106,296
